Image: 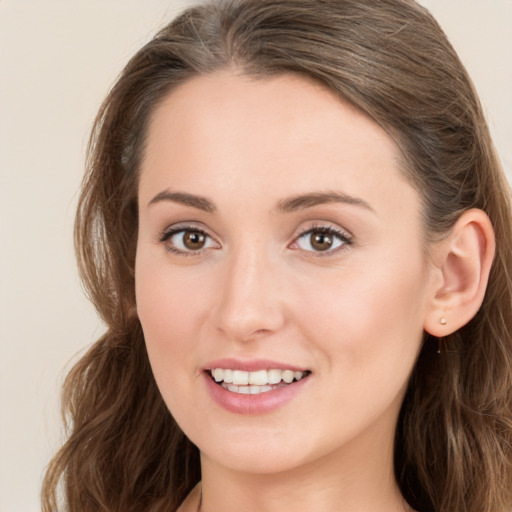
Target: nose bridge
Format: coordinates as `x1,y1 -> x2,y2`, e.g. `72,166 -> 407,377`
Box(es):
213,239 -> 284,341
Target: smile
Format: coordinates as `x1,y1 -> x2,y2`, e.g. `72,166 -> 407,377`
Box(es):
209,368 -> 309,395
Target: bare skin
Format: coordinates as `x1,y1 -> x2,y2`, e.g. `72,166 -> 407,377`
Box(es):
136,71 -> 493,512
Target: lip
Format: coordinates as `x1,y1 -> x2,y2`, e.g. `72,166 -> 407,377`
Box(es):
203,358 -> 308,372
202,359 -> 311,415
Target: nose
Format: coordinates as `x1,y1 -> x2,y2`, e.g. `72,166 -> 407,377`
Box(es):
212,244 -> 286,342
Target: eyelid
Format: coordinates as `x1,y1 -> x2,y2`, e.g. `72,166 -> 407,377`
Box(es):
155,221 -> 353,257
289,223 -> 353,256
157,221 -> 208,241
157,222 -> 220,255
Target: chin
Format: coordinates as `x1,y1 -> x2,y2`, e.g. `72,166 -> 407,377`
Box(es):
190,417 -> 341,477
201,441 -> 312,476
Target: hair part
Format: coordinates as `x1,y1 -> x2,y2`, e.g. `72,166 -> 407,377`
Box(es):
43,1 -> 512,511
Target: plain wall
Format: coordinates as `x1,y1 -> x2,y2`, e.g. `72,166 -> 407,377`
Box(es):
0,2 -> 510,511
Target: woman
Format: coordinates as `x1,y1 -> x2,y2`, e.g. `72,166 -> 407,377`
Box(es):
42,1 -> 512,511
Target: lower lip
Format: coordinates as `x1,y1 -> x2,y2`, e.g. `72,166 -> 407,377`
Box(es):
203,373 -> 310,415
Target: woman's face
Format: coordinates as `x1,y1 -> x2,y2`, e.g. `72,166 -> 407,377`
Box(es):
136,71 -> 437,475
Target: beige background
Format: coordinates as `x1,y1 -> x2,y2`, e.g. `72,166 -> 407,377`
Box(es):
0,1 -> 510,511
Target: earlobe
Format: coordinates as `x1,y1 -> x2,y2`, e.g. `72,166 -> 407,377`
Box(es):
424,209 -> 495,337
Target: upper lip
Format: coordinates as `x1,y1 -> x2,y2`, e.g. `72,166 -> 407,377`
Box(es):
202,358 -> 309,372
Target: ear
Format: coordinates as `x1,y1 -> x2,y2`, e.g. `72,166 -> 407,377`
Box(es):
424,209 -> 495,337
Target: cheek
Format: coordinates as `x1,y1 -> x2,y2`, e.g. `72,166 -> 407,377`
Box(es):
292,254 -> 428,380
136,249 -> 215,341
135,264 -> 209,436
287,263 -> 427,448
135,256 -> 212,394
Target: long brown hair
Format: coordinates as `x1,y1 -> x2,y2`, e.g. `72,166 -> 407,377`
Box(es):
42,1 -> 512,511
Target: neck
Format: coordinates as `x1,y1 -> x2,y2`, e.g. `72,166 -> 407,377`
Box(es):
199,425 -> 410,512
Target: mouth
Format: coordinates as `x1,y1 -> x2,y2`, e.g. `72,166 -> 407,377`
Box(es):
207,368 -> 311,395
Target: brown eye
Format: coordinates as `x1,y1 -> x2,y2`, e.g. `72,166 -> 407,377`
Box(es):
294,227 -> 351,254
310,232 -> 333,251
162,227 -> 217,254
183,231 -> 206,250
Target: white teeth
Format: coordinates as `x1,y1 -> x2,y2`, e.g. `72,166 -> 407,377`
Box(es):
267,369 -> 282,384
223,369 -> 233,384
232,370 -> 249,385
282,370 -> 294,384
251,385 -> 272,394
221,383 -> 277,395
210,368 -> 308,388
248,369 -> 268,385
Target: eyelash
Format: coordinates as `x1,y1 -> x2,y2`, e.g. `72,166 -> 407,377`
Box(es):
293,224 -> 353,257
157,224 -> 353,257
158,226 -> 214,257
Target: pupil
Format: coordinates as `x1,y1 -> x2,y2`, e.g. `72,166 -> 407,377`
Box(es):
311,232 -> 332,251
184,231 -> 205,249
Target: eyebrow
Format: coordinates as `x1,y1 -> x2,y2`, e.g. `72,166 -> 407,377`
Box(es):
147,189 -> 374,215
148,190 -> 216,213
275,191 -> 375,214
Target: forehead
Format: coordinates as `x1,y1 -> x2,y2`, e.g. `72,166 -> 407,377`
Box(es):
139,70 -> 417,220
143,70 -> 393,161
